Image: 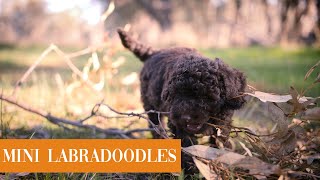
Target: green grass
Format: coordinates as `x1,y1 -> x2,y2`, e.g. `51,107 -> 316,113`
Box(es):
201,46 -> 320,96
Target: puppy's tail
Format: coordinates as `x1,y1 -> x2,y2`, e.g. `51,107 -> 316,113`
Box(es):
117,29 -> 157,62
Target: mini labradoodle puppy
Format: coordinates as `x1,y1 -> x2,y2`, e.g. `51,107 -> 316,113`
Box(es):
118,29 -> 246,147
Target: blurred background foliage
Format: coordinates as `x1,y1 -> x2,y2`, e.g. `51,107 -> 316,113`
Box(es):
0,0 -> 320,47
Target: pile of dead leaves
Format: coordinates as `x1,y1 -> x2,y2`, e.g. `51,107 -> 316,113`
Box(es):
184,61 -> 320,179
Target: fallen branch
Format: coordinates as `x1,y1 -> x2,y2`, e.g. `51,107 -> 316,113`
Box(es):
0,93 -> 161,139
97,103 -> 169,138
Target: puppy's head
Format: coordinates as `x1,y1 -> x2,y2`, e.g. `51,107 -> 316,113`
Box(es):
162,56 -> 246,134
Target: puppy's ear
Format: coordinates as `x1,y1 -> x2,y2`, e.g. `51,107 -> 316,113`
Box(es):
224,70 -> 246,110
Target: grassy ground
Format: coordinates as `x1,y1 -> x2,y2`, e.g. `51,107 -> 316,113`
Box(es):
203,47 -> 320,96
0,45 -> 318,134
0,45 -> 319,179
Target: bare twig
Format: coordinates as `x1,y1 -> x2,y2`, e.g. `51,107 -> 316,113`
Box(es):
67,46 -> 101,59
231,125 -> 278,137
12,45 -> 55,96
125,128 -> 154,135
98,103 -> 170,139
287,170 -> 320,179
0,93 -> 159,139
12,44 -> 104,96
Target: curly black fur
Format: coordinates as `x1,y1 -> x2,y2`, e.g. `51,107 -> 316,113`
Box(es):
118,29 -> 246,173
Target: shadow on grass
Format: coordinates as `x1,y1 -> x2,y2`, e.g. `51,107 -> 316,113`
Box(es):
0,60 -> 71,73
0,60 -> 29,71
0,43 -> 16,50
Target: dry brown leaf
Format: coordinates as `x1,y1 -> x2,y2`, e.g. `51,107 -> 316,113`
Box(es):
289,86 -> 299,100
121,72 -> 138,86
247,89 -> 316,117
267,103 -> 288,138
112,57 -> 126,69
265,103 -> 299,156
183,145 -> 224,159
15,172 -> 30,177
230,157 -> 272,179
193,157 -> 218,180
82,57 -> 92,81
183,145 -> 280,178
315,72 -> 320,83
245,91 -> 292,103
274,102 -> 294,115
289,86 -> 299,105
313,73 -> 320,84
217,128 -> 222,137
239,141 -> 253,157
92,71 -> 105,91
304,60 -> 320,81
301,107 -> 320,120
248,138 -> 268,159
245,91 -> 308,103
302,154 -> 320,165
171,172 -> 181,177
289,86 -> 305,113
91,52 -> 100,71
301,97 -> 319,108
267,129 -> 297,156
0,172 -> 31,179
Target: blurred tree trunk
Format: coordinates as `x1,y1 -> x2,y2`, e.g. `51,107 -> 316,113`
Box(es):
279,0 -> 311,44
315,0 -> 320,43
262,0 -> 272,36
279,0 -> 296,43
229,0 -> 242,45
136,0 -> 172,31
10,0 -> 46,38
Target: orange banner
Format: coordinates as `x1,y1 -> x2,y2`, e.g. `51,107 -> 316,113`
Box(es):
0,139 -> 181,172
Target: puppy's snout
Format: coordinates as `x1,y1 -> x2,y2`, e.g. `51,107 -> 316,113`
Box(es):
181,115 -> 191,122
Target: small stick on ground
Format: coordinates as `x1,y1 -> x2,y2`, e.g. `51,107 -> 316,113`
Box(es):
0,93 -> 163,139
